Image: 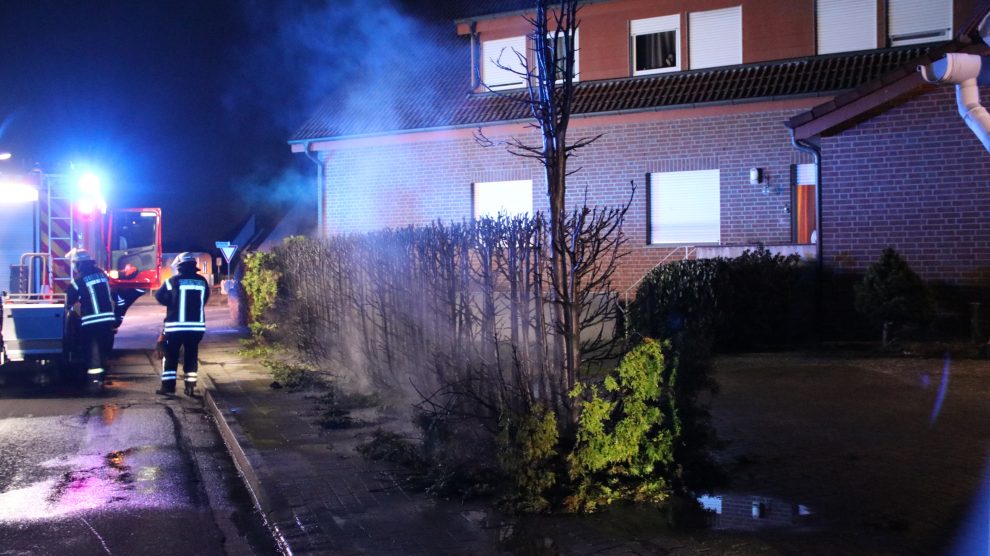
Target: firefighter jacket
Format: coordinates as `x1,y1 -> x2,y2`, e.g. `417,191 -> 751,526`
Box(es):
155,270 -> 210,334
67,268 -> 117,327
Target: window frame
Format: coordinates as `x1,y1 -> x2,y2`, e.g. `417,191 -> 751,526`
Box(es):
688,6 -> 742,70
547,28 -> 579,84
816,0 -> 878,55
647,169 -> 721,246
887,0 -> 953,47
631,14 -> 681,76
481,35 -> 528,91
472,179 -> 534,220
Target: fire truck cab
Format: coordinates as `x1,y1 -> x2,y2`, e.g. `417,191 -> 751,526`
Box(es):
0,168 -> 162,370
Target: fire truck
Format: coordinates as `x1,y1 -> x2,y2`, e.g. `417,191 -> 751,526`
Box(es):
0,167 -> 163,370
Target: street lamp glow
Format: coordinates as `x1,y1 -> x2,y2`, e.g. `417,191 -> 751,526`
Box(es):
0,152 -> 11,161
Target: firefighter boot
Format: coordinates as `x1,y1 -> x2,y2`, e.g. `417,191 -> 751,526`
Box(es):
183,371 -> 198,397
85,369 -> 105,395
156,379 -> 177,396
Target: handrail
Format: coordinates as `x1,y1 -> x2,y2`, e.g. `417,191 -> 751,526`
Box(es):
621,246 -> 695,306
17,253 -> 52,295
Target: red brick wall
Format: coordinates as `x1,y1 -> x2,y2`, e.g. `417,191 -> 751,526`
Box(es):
322,106 -> 813,294
320,88 -> 990,294
821,87 -> 990,287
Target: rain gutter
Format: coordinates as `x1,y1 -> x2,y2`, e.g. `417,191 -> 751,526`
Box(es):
287,92 -> 833,146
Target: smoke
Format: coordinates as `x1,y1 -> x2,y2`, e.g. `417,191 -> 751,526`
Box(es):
235,164 -> 313,206
226,0 -> 460,136
223,0 -> 463,231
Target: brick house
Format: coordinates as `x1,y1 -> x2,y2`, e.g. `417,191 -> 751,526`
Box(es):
289,0 -> 990,312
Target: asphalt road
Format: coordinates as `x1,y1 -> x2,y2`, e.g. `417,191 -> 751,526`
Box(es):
0,294 -> 277,556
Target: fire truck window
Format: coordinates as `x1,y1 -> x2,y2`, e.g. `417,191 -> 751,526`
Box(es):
111,212 -> 157,273
114,214 -> 156,250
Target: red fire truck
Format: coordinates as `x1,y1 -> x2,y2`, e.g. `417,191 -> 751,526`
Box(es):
0,167 -> 163,368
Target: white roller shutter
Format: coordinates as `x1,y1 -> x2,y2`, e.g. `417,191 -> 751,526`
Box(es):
689,6 -> 742,69
817,0 -> 877,54
889,0 -> 952,46
649,169 -> 720,245
796,163 -> 818,185
473,180 -> 533,219
482,36 -> 527,90
631,14 -> 680,36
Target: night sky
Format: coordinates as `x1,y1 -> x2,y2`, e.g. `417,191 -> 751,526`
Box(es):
0,0 -> 317,252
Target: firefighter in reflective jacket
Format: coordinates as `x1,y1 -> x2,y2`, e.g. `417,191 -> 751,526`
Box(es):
155,252 -> 209,396
65,248 -> 116,392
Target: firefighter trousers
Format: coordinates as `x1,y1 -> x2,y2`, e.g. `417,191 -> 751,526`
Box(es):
80,322 -> 114,381
162,331 -> 204,384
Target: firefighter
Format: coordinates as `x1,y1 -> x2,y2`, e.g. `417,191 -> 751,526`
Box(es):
65,248 -> 116,392
155,252 -> 209,396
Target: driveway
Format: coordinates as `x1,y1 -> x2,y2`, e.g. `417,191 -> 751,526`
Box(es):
707,351 -> 990,554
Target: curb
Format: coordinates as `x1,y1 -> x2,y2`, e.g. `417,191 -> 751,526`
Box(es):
200,371 -> 295,555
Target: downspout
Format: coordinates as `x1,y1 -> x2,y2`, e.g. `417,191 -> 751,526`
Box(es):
790,130 -> 823,336
302,141 -> 324,237
918,53 -> 990,152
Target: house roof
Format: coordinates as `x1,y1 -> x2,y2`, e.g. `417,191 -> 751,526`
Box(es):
290,45 -> 930,144
786,0 -> 990,139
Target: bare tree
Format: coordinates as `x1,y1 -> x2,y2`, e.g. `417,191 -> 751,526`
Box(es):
476,0 -> 614,428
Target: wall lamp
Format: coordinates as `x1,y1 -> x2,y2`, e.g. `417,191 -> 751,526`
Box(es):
750,167 -> 774,194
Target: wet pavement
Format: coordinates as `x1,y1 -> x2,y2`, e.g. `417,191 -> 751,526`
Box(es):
22,294 -> 982,554
0,297 -> 277,556
195,307 -> 990,554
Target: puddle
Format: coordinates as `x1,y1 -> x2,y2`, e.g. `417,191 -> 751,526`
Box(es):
698,493 -> 814,531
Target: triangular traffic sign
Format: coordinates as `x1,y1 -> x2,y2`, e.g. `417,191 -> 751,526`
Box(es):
220,245 -> 238,264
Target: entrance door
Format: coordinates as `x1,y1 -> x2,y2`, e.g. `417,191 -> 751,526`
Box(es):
793,164 -> 817,244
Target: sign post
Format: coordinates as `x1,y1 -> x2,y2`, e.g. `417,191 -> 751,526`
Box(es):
215,241 -> 239,281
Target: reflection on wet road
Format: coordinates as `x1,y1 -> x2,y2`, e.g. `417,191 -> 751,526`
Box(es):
0,404 -> 195,523
698,493 -> 814,531
0,298 -> 274,555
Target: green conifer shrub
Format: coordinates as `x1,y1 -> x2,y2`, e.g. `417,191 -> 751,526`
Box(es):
854,247 -> 934,346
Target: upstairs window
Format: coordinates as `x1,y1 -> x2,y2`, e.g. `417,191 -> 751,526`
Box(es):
547,29 -> 579,83
473,180 -> 533,219
888,0 -> 953,46
631,14 -> 680,75
482,36 -> 527,90
689,6 -> 742,70
648,169 -> 720,245
817,0 -> 877,54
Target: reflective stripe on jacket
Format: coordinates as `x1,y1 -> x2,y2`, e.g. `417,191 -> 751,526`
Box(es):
67,270 -> 116,327
155,272 -> 209,334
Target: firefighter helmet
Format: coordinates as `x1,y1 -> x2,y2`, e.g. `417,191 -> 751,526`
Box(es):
67,248 -> 92,263
172,252 -> 197,268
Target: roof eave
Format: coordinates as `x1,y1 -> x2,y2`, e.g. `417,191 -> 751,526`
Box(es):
787,0 -> 990,139
289,92 -> 835,147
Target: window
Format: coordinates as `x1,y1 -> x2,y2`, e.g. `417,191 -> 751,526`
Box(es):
631,15 -> 680,75
816,0 -> 877,54
473,180 -> 533,219
548,29 -> 579,83
888,0 -> 952,46
689,6 -> 742,70
482,36 -> 527,90
792,164 -> 818,245
648,169 -> 720,245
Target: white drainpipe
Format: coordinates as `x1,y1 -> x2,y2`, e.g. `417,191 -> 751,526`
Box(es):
919,53 -> 990,152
